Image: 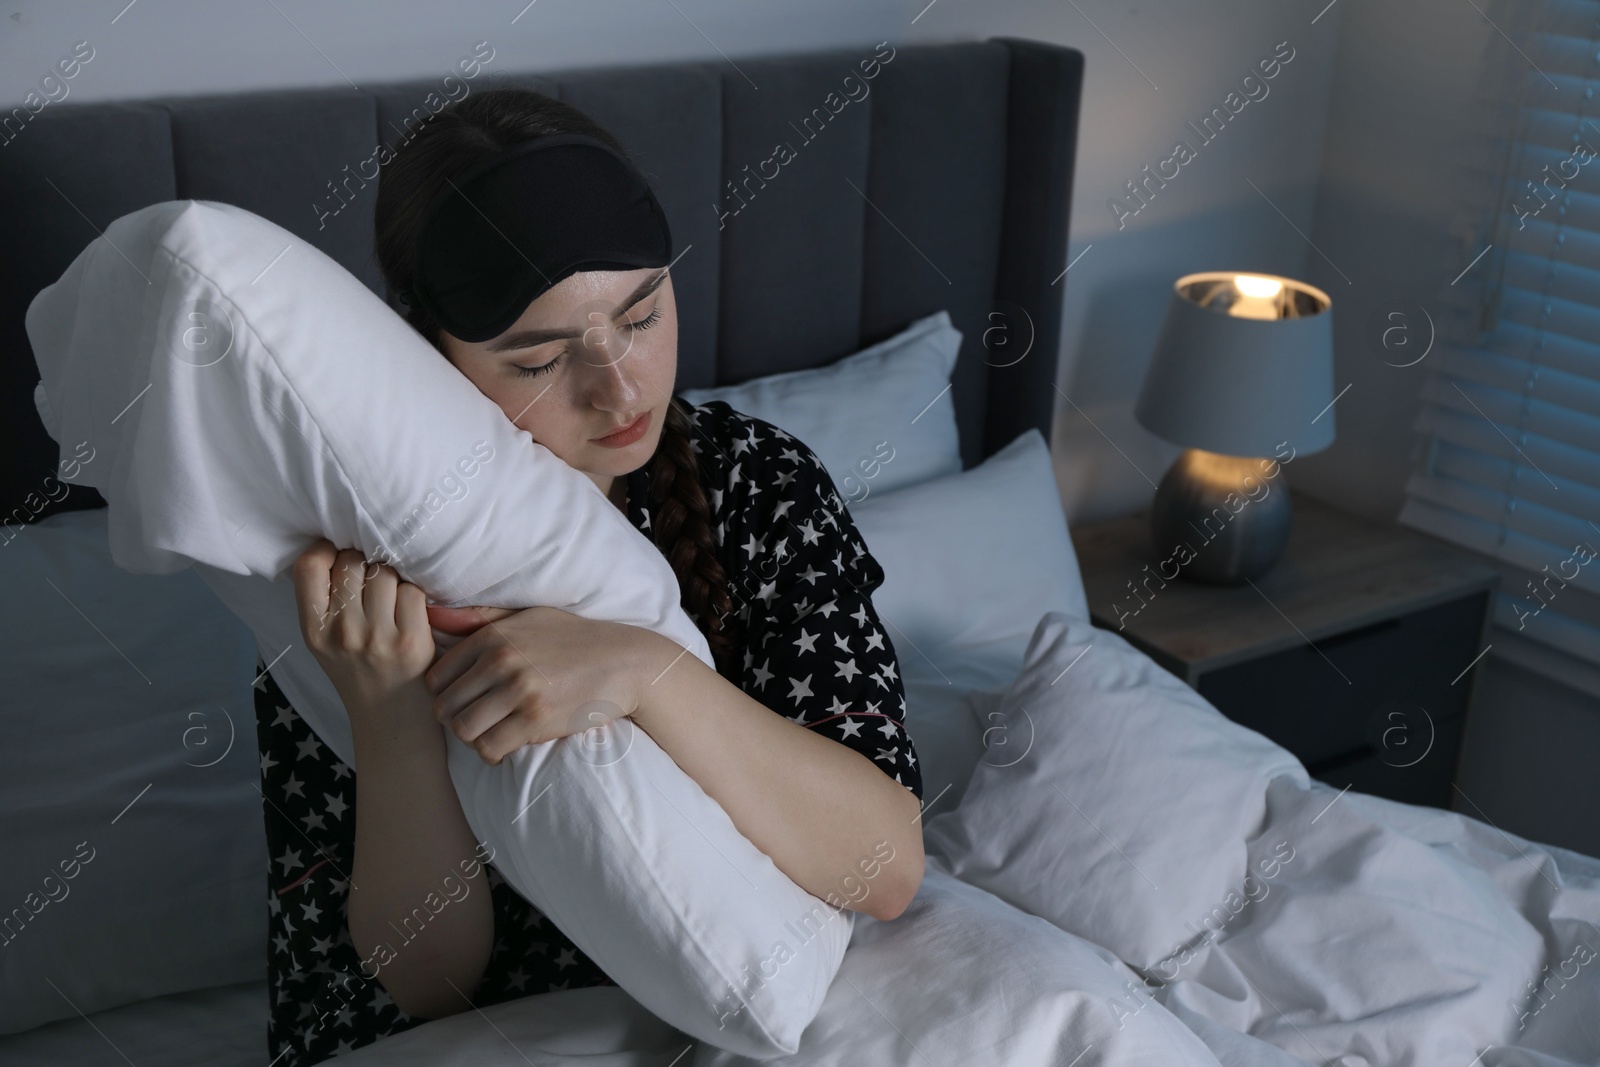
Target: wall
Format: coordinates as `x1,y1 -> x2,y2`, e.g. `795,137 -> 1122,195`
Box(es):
906,0 -> 1342,524
0,0 -> 906,102
1293,0 -> 1504,525
1299,0 -> 1600,859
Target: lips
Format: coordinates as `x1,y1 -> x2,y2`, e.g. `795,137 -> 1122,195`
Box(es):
592,409 -> 650,447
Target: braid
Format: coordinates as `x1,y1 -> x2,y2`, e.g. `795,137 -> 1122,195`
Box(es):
648,397 -> 740,675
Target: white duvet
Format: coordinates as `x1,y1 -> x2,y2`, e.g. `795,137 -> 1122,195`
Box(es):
326,612 -> 1600,1067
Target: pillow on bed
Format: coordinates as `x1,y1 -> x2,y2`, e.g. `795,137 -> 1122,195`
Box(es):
850,428 -> 1090,675
846,428 -> 1090,812
679,310 -> 962,498
0,508 -> 265,1034
25,199 -> 847,1059
922,611 -> 1309,972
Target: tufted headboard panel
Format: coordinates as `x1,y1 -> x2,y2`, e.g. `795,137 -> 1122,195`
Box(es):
0,37 -> 1083,522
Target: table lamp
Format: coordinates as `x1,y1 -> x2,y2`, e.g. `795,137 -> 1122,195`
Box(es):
1133,271 -> 1335,584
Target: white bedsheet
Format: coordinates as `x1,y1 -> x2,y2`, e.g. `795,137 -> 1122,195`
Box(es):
328,862 -> 1243,1067
6,635 -> 1598,1067
316,779 -> 1600,1067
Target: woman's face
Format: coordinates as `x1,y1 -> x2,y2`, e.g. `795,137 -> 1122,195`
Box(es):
438,267 -> 678,496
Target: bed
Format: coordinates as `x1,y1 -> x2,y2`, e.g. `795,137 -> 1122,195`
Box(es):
4,35 -> 1599,1067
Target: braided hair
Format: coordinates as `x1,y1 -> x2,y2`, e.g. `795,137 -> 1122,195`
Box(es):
372,87 -> 739,673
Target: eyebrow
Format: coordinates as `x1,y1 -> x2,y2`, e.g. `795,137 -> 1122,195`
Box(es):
485,270 -> 668,353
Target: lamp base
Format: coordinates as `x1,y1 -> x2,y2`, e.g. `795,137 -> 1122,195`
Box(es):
1150,449 -> 1292,584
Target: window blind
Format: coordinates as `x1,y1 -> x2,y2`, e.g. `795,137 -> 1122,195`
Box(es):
1399,0 -> 1600,694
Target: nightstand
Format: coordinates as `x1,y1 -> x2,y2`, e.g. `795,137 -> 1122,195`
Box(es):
1073,490 -> 1500,810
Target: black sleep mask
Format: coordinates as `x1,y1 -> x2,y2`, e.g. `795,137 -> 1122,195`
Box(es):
399,133 -> 673,343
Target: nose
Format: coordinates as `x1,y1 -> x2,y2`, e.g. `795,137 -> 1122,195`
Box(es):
576,321 -> 644,412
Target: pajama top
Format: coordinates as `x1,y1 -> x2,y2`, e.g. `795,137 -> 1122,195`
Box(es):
254,397 -> 923,1065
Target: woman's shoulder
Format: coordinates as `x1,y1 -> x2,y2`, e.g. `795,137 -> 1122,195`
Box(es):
676,397 -> 830,489
675,396 -> 877,582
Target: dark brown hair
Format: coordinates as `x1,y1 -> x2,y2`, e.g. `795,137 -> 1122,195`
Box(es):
372,87 -> 738,672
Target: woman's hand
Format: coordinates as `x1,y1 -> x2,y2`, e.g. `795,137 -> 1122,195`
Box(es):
421,604 -> 669,766
291,540 -> 435,711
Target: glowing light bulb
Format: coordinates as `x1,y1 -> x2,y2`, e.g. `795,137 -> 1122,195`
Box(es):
1234,275 -> 1283,298
1230,274 -> 1284,320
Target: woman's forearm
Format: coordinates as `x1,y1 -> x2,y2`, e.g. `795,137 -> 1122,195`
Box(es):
626,634 -> 925,921
346,679 -> 496,1019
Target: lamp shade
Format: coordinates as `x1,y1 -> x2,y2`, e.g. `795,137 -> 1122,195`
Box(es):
1134,271 -> 1336,458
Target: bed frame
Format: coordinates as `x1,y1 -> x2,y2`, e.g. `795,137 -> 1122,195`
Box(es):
0,37 -> 1083,525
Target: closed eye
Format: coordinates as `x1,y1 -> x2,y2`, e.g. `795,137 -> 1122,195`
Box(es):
512,305 -> 662,377
625,306 -> 663,333
514,356 -> 561,378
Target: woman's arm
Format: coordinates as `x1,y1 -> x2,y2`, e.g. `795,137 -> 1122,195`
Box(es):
293,541 -> 495,1020
425,604 -> 925,922
627,637 -> 925,921
344,679 -> 495,1020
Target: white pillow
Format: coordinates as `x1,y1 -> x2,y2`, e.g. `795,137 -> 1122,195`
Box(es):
844,427 -> 1090,811
0,508 -> 265,1033
680,310 -> 962,497
922,611 -> 1309,972
25,199 -> 847,1058
895,676 -> 995,817
849,428 -> 1090,675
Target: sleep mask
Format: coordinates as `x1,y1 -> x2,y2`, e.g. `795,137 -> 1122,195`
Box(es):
399,132 -> 673,343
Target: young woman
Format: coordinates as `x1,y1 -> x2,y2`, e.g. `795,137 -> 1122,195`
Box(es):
255,88 -> 925,1065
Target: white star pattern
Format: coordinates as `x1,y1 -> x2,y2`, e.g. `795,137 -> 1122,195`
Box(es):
787,674 -> 814,704
750,658 -> 773,691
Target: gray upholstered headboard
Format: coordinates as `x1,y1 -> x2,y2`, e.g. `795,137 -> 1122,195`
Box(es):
0,36 -> 1083,523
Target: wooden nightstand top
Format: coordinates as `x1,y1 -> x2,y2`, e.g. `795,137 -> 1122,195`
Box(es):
1073,491 -> 1500,680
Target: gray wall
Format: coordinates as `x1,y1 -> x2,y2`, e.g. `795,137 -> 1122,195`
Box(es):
0,1 -> 907,100
1297,0 -> 1600,859
904,0 -> 1342,525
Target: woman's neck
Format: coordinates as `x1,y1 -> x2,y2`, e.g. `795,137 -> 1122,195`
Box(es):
604,473 -> 627,513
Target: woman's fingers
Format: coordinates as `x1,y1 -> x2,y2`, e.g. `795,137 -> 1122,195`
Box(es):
430,643 -> 514,724
326,549 -> 374,645
448,686 -> 523,748
466,715 -> 553,766
396,581 -> 430,635
291,539 -> 339,639
395,582 -> 436,664
360,559 -> 400,636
